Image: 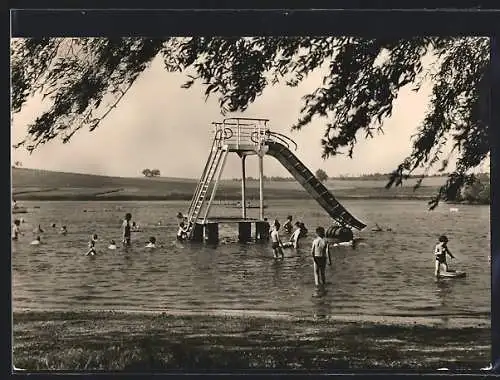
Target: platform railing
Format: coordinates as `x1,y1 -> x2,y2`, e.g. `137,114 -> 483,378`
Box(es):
212,117 -> 270,150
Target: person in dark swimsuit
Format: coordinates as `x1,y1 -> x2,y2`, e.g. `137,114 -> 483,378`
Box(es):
311,226 -> 332,286
122,213 -> 132,246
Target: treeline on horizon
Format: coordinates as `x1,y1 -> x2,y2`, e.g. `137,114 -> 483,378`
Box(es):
230,172 -> 466,182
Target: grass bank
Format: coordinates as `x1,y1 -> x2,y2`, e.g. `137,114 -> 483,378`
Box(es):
13,310 -> 490,371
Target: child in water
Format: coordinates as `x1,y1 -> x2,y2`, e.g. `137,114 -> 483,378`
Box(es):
60,225 -> 68,235
434,235 -> 455,277
146,236 -> 156,248
177,220 -> 189,241
33,224 -> 44,234
86,234 -> 98,256
283,215 -> 293,234
283,222 -> 303,249
311,226 -> 332,286
122,213 -> 132,246
12,219 -> 22,240
108,240 -> 117,250
298,222 -> 308,238
270,221 -> 285,259
30,236 -> 41,245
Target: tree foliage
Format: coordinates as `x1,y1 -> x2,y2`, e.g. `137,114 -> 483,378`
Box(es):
11,37 -> 490,208
142,168 -> 160,177
315,169 -> 328,183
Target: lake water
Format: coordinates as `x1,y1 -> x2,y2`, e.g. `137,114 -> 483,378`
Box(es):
12,199 -> 491,326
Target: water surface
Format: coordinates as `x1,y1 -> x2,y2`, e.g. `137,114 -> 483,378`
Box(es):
12,199 -> 491,326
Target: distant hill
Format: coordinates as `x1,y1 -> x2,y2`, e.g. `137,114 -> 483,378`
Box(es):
11,167 -> 441,201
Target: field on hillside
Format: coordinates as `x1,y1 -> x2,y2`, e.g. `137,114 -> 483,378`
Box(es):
11,168 -> 444,200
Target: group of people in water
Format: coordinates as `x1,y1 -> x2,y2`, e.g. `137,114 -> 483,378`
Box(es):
11,211 -> 158,255
13,202 -> 463,283
267,216 -> 331,286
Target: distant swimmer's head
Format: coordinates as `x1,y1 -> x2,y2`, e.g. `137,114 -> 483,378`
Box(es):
439,235 -> 449,244
51,223 -> 56,228
274,221 -> 280,230
149,236 -> 156,244
287,215 -> 293,221
316,226 -> 325,238
176,212 -> 184,219
132,222 -> 136,227
263,218 -> 268,222
125,213 -> 132,221
110,240 -> 116,245
14,219 -> 20,226
61,225 -> 67,230
92,234 -> 98,241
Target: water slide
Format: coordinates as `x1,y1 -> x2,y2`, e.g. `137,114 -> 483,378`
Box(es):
265,141 -> 367,231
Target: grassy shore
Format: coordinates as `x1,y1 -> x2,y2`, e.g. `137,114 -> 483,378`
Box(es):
13,311 -> 490,371
12,168 -> 440,201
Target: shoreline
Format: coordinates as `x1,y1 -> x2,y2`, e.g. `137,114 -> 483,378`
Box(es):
11,194 -> 436,201
13,310 -> 491,371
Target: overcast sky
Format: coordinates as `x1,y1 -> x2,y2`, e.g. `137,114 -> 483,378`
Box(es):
11,51 -> 486,179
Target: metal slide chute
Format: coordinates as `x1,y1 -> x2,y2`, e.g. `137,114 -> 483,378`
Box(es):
265,141 -> 367,231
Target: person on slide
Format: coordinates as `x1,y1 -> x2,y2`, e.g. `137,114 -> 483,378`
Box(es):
434,235 -> 455,277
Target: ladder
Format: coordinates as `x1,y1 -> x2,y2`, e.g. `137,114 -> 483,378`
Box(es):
186,141 -> 228,238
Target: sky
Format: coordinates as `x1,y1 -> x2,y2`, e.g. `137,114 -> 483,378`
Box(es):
10,47 -> 487,180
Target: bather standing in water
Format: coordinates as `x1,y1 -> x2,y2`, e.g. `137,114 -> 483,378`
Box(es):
122,213 -> 132,246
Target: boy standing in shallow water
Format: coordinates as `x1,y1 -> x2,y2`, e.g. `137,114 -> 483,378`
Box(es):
311,227 -> 332,286
122,213 -> 132,246
270,221 -> 285,259
434,235 -> 455,277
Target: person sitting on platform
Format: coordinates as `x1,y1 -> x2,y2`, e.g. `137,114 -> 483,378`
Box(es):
283,215 -> 293,234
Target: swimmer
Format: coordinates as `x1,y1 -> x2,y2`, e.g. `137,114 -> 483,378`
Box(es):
270,221 -> 285,259
283,215 -> 293,234
30,236 -> 41,245
85,234 -> 98,256
122,213 -> 132,246
146,236 -> 156,248
33,224 -> 44,234
434,235 -> 455,277
108,240 -> 117,250
311,226 -> 332,286
283,222 -> 302,249
12,219 -> 22,240
298,222 -> 308,238
60,225 -> 68,235
177,221 -> 189,241
51,223 -> 57,228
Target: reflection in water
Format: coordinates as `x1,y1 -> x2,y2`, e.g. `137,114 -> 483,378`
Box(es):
311,286 -> 330,319
11,200 -> 491,325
